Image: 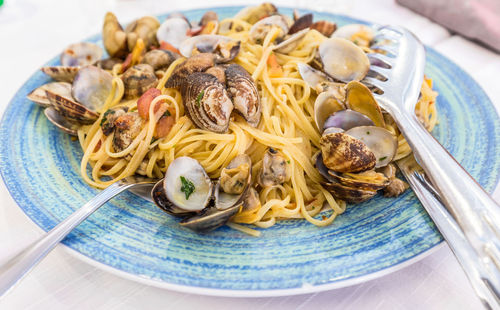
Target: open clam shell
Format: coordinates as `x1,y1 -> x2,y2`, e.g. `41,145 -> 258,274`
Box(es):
215,154 -> 252,210
288,13 -> 312,34
273,28 -> 309,54
345,126 -> 397,168
320,131 -> 376,173
27,82 -> 72,108
314,90 -> 345,132
323,181 -> 377,203
318,38 -> 370,82
249,15 -> 289,44
179,35 -> 240,61
332,24 -> 374,47
345,81 -> 385,128
225,64 -> 261,127
61,42 -> 103,67
156,16 -> 191,49
44,107 -> 80,136
180,72 -> 233,133
234,3 -> 278,25
323,109 -> 374,132
297,62 -> 332,90
121,64 -> 158,99
46,90 -> 99,124
41,66 -> 80,83
72,66 -> 113,112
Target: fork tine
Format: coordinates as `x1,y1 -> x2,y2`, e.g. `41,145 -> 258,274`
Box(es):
362,77 -> 385,89
368,66 -> 391,79
370,45 -> 398,56
367,53 -> 394,68
377,25 -> 404,35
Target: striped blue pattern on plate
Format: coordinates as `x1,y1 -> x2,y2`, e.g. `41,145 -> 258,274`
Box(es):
1,7 -> 499,296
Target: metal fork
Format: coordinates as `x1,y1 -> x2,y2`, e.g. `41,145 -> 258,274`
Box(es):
364,25 -> 500,309
0,176 -> 158,298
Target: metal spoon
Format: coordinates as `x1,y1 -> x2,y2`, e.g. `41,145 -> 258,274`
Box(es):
0,176 -> 158,297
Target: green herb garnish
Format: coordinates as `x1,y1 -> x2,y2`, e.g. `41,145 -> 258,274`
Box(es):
379,156 -> 387,161
196,90 -> 204,107
100,109 -> 115,126
162,110 -> 171,118
287,160 -> 291,164
366,131 -> 370,135
180,176 -> 195,200
353,39 -> 359,45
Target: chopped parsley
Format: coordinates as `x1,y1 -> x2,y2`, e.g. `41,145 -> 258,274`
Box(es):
196,90 -> 204,107
180,176 -> 195,200
100,109 -> 115,126
379,156 -> 387,161
287,160 -> 291,164
366,131 -> 370,135
162,110 -> 171,117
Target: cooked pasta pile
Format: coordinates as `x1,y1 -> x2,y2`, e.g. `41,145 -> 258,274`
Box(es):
77,15 -> 438,234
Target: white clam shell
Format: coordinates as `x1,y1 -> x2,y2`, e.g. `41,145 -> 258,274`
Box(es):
156,17 -> 191,49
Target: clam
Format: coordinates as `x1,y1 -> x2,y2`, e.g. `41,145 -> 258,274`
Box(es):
322,109 -> 374,132
178,35 -> 240,62
313,90 -> 346,131
60,42 -> 103,67
320,131 -> 376,173
273,28 -> 309,54
297,62 -> 332,90
205,66 -> 226,84
225,64 -> 261,126
95,57 -> 122,70
151,155 -> 252,232
156,16 -> 191,49
102,12 -> 128,59
315,154 -> 378,203
27,82 -> 72,108
344,126 -> 397,168
180,72 -> 233,133
345,81 -> 385,127
332,24 -> 375,47
258,148 -> 290,187
44,66 -> 112,125
125,16 -> 160,50
165,53 -> 217,89
41,66 -> 80,83
72,66 -> 113,112
317,38 -> 370,82
121,64 -> 158,99
288,13 -> 312,35
249,15 -> 289,44
100,106 -> 129,135
310,20 -> 336,37
379,163 -> 409,197
112,111 -> 144,152
141,49 -> 180,71
200,11 -> 218,27
234,2 -> 278,25
44,107 -> 80,136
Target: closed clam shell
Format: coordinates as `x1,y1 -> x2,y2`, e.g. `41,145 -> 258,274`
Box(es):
41,66 -> 80,83
165,53 -> 217,89
141,49 -> 179,71
310,20 -> 336,37
225,64 -> 261,127
121,64 -> 158,99
320,132 -> 376,173
250,15 -> 289,44
125,16 -> 160,51
180,72 -> 233,133
102,12 -> 128,59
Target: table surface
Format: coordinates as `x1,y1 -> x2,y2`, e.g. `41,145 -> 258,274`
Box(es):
1,0 -> 499,309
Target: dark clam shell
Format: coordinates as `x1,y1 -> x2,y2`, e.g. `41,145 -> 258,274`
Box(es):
46,90 -> 98,124
44,107 -> 80,136
165,53 -> 217,89
41,66 -> 80,83
180,204 -> 241,232
288,13 -> 312,34
225,64 -> 261,126
180,72 -> 233,133
121,64 -> 159,99
205,66 -> 226,84
141,49 -> 180,71
320,132 -> 376,173
151,179 -> 196,217
311,20 -> 337,37
323,181 -> 377,203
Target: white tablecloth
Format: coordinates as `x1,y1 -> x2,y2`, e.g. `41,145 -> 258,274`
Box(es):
1,0 -> 499,309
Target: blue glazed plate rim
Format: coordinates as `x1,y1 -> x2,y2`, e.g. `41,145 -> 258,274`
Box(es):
1,6 -> 498,297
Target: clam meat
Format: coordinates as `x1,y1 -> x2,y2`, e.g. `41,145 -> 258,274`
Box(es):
121,64 -> 158,99
258,148 -> 290,187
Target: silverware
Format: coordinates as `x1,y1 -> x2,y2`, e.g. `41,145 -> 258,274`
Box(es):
0,176 -> 158,298
367,25 -> 500,309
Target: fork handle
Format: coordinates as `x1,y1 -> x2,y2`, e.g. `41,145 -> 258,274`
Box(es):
392,109 -> 500,305
0,181 -> 135,298
398,157 -> 500,309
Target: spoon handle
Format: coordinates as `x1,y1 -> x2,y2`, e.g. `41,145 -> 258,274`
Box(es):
0,181 -> 134,298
